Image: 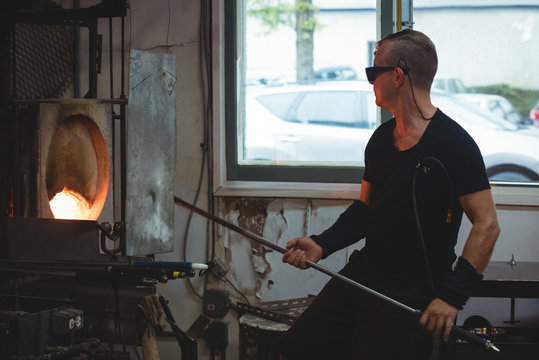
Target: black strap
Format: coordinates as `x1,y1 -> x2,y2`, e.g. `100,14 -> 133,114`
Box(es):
437,256 -> 483,309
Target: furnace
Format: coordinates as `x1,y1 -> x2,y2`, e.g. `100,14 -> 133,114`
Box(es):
5,100 -> 114,262
0,2 -> 185,358
39,100 -> 113,222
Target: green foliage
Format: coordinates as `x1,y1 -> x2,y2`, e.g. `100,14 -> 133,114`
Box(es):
247,1 -> 295,30
301,17 -> 318,32
247,0 -> 322,34
469,84 -> 539,117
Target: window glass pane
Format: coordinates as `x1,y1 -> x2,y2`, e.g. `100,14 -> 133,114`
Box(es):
257,93 -> 300,121
238,0 -> 377,170
416,2 -> 539,183
295,91 -> 365,127
243,86 -> 375,166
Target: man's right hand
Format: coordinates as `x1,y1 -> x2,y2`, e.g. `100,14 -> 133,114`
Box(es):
282,237 -> 323,269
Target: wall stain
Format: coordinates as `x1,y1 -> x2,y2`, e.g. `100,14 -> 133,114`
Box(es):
222,198 -> 273,291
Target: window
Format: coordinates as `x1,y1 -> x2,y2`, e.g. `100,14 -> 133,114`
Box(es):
219,1 -> 539,200
414,1 -> 539,185
225,0 -> 377,183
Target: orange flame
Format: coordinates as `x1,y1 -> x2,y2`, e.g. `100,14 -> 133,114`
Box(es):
49,187 -> 92,220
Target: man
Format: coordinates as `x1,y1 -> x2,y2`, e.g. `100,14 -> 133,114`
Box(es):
276,29 -> 499,359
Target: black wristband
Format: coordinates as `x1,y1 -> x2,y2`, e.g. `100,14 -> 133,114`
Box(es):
437,257 -> 483,309
311,200 -> 368,259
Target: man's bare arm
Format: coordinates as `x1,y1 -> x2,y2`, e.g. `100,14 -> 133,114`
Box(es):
459,189 -> 500,273
420,188 -> 499,343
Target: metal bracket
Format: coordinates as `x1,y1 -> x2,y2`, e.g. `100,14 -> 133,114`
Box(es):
99,221 -> 123,255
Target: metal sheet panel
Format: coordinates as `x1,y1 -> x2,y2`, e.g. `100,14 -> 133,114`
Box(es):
127,50 -> 176,255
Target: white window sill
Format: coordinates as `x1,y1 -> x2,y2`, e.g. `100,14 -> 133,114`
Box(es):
491,183 -> 539,207
214,180 -> 361,200
214,180 -> 539,206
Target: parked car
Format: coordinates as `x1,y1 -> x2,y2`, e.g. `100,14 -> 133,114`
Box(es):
454,93 -> 533,127
314,66 -> 358,81
530,100 -> 539,127
244,81 -> 376,165
243,81 -> 539,182
431,90 -> 539,181
432,76 -> 467,94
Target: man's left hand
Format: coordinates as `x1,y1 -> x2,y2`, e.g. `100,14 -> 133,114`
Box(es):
419,298 -> 459,343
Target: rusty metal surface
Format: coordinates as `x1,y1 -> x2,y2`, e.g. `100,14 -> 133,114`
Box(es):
239,313 -> 290,332
126,50 -> 176,256
237,296 -> 314,327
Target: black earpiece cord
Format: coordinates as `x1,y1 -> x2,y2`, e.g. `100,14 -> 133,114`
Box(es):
398,58 -> 434,121
408,75 -> 434,121
412,156 -> 455,297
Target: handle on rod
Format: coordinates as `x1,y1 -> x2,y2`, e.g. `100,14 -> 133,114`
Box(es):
173,196 -> 499,352
450,325 -> 499,352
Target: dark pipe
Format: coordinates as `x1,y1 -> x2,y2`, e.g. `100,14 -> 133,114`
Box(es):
109,16 -> 113,99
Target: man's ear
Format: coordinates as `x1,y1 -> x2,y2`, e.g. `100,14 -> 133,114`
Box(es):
394,67 -> 406,88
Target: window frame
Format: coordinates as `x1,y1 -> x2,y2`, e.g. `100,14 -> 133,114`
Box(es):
223,0 -> 383,185
213,0 -> 539,205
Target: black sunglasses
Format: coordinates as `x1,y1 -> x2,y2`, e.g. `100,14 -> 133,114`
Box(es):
365,66 -> 398,82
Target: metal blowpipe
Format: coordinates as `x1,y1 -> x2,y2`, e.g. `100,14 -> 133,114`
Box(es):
173,196 -> 499,352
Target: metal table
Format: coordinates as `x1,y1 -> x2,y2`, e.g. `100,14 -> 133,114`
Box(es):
474,260 -> 539,324
476,261 -> 539,298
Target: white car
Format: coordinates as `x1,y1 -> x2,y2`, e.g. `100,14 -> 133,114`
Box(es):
432,76 -> 467,94
243,81 -> 539,182
454,93 -> 532,127
432,91 -> 539,181
244,81 -> 376,166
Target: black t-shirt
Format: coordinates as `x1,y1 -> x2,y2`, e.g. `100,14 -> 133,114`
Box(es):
357,109 -> 490,305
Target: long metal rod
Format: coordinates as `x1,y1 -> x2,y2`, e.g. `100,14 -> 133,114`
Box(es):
173,196 -> 499,352
174,196 -> 417,313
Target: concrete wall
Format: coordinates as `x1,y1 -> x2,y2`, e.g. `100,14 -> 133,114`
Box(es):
81,0 -> 539,358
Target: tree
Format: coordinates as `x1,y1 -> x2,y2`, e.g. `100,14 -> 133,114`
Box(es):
248,0 -> 320,82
